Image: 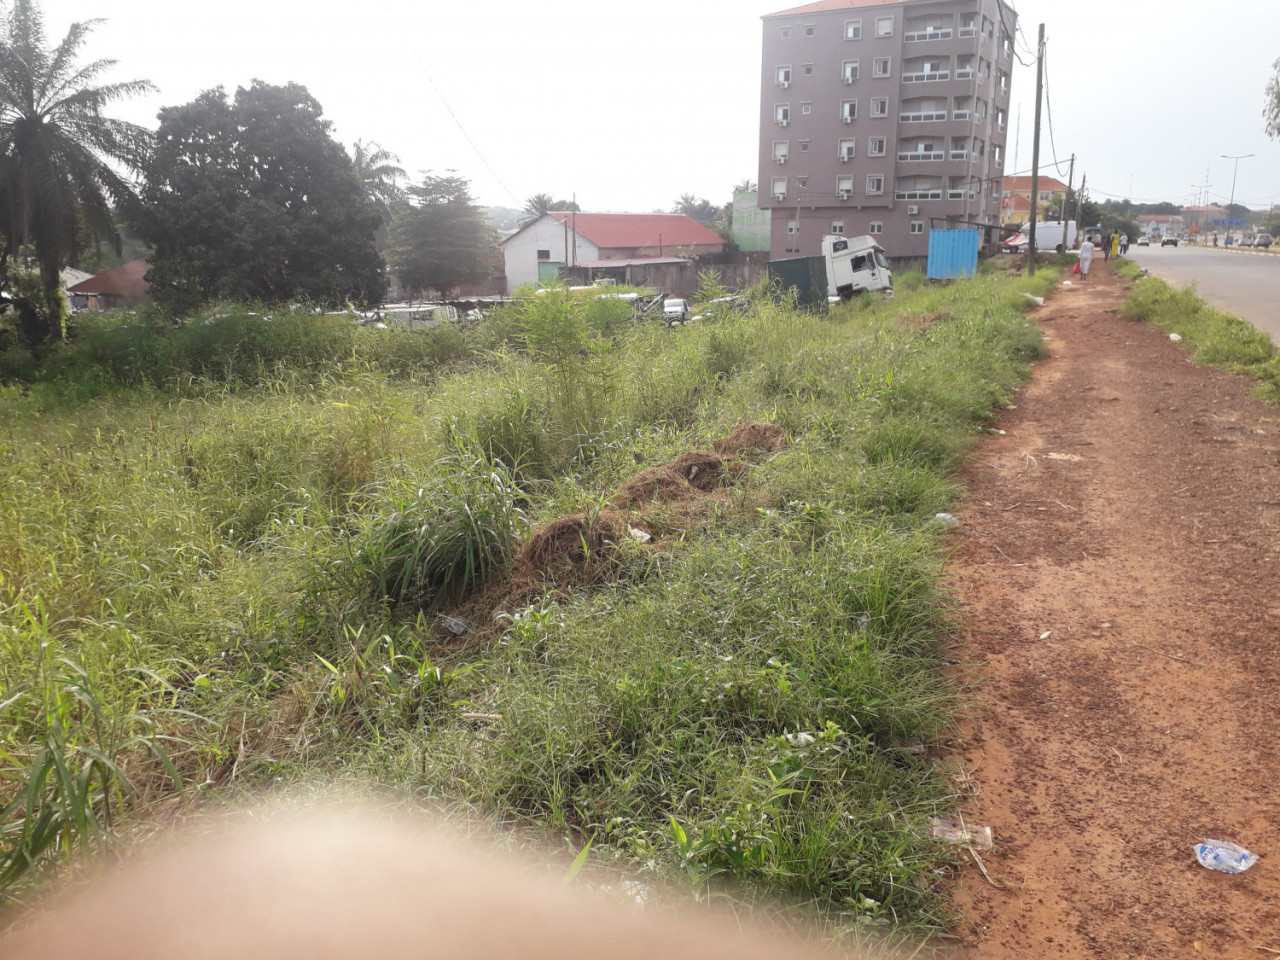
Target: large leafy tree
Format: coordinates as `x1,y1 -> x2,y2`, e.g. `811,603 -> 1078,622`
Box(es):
0,0 -> 153,340
1266,57 -> 1280,139
387,173 -> 494,299
672,193 -> 720,227
139,81 -> 385,315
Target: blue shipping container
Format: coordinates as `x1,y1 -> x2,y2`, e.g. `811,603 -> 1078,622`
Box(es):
927,229 -> 981,280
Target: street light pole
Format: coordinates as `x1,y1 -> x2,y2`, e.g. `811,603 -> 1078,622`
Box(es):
1220,153 -> 1254,244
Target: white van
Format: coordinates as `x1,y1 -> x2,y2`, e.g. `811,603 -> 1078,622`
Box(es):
1003,220 -> 1078,254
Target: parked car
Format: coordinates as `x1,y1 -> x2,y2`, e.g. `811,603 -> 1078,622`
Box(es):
662,298 -> 691,324
1239,235 -> 1256,248
1161,236 -> 1179,247
1256,233 -> 1273,249
1137,235 -> 1150,247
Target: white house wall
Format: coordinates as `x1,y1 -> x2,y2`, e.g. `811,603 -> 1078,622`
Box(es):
503,215 -> 600,290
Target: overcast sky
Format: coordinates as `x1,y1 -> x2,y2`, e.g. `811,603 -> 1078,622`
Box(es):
29,0 -> 1280,214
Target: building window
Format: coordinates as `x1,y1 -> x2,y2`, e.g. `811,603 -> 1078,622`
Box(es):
837,175 -> 854,198
800,140 -> 810,152
773,140 -> 789,163
871,97 -> 888,117
536,249 -> 551,261
841,99 -> 857,121
804,25 -> 814,36
868,137 -> 886,156
803,63 -> 813,76
875,16 -> 894,37
873,57 -> 891,78
801,101 -> 812,115
775,104 -> 790,125
781,28 -> 791,38
772,177 -> 787,199
910,221 -> 924,234
869,221 -> 884,234
831,221 -> 846,234
786,220 -> 799,235
776,66 -> 792,86
797,177 -> 808,187
866,175 -> 884,195
993,144 -> 1002,165
843,60 -> 859,82
838,138 -> 855,159
845,19 -> 862,40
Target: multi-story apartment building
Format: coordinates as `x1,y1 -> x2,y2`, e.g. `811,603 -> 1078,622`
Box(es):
759,0 -> 1015,259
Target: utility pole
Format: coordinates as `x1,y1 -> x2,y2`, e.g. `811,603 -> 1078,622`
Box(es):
1027,23 -> 1045,276
1061,153 -> 1075,253
1220,153 -> 1253,244
1074,172 -> 1086,233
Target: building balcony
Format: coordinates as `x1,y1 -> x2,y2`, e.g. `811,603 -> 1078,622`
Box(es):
897,150 -> 947,162
904,29 -> 953,42
895,189 -> 944,201
902,71 -> 950,83
899,110 -> 949,123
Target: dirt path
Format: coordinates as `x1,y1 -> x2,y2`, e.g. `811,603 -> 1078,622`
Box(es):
945,262 -> 1280,959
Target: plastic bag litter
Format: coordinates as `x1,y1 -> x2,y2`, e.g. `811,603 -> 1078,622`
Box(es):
1170,333 -> 1183,342
931,817 -> 993,850
933,513 -> 960,529
1194,839 -> 1257,874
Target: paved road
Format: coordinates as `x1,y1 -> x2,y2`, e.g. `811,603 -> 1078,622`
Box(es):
1126,243 -> 1280,343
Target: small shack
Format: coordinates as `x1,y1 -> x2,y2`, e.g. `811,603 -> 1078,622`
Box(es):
67,259 -> 150,310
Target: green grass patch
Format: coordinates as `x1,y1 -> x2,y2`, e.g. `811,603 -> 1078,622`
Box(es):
0,270 -> 1046,937
1119,274 -> 1280,400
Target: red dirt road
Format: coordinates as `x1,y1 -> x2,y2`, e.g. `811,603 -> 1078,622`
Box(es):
945,263 -> 1280,958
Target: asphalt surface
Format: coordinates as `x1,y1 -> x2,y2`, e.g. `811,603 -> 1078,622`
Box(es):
1126,242 -> 1280,343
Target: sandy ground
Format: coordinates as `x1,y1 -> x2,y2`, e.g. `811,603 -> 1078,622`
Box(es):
944,261 -> 1280,959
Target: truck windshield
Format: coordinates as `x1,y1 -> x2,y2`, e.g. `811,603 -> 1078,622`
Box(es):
874,251 -> 889,270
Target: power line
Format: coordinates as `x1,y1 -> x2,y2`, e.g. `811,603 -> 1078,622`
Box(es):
998,1 -> 1034,68
424,73 -> 522,205
1040,49 -> 1071,177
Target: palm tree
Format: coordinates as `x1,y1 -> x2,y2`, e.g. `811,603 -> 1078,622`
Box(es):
520,192 -> 555,225
0,0 -> 153,340
351,139 -> 406,224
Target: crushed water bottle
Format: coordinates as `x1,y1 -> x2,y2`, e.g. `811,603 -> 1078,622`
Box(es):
1194,839 -> 1257,874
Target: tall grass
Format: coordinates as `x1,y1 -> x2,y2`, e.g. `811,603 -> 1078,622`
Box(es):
0,267 -> 1048,934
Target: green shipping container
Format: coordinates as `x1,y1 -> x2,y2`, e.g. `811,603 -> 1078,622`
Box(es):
767,256 -> 828,309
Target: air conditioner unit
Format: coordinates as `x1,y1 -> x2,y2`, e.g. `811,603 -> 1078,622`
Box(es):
776,156 -> 787,164
844,75 -> 855,84
839,191 -> 851,200
839,155 -> 851,162
781,80 -> 790,88
773,193 -> 787,201
779,118 -> 789,127
908,205 -> 919,215
842,116 -> 853,124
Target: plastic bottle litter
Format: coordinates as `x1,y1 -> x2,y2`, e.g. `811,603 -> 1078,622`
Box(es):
934,513 -> 961,529
1194,839 -> 1257,874
441,616 -> 469,637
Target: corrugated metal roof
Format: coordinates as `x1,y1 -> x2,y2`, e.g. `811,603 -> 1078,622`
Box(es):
546,213 -> 724,250
765,0 -> 911,18
1002,176 -> 1070,194
573,257 -> 689,268
68,258 -> 150,297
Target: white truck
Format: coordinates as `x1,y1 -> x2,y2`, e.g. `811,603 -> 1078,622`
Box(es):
821,235 -> 894,300
1002,220 -> 1078,254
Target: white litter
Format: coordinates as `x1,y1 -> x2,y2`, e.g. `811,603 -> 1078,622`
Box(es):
1169,333 -> 1183,342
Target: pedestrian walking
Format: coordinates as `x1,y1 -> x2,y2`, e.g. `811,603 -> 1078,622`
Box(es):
1111,233 -> 1120,258
1102,233 -> 1112,262
1119,234 -> 1129,255
1078,236 -> 1095,279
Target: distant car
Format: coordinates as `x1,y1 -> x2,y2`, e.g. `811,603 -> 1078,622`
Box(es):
1137,235 -> 1150,247
1239,236 -> 1256,248
1256,233 -> 1273,249
1161,236 -> 1179,247
662,298 -> 691,324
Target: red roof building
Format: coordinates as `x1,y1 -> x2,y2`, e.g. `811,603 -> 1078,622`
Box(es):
68,258 -> 150,309
1001,176 -> 1069,224
501,213 -> 725,289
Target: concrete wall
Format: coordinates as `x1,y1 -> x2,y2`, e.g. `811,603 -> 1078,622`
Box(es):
502,215 -> 600,289
758,0 -> 1013,259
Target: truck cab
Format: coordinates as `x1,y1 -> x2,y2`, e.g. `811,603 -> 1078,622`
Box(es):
821,235 -> 894,300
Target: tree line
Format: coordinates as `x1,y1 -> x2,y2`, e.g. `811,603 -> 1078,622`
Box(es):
0,0 -> 494,345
